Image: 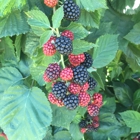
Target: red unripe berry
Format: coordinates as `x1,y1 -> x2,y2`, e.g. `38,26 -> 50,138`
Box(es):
44,0 -> 58,8
80,128 -> 87,134
87,104 -> 99,117
68,82 -> 81,94
61,30 -> 74,40
43,36 -> 56,56
80,82 -> 89,92
68,53 -> 85,66
60,68 -> 73,81
79,92 -> 90,107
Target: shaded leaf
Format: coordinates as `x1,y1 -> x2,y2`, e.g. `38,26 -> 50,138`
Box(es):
113,82 -> 132,107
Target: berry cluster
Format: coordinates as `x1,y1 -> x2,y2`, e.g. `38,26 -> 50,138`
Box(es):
43,0 -> 103,134
79,93 -> 103,133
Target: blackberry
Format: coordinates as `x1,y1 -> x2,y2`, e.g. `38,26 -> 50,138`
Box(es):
81,52 -> 93,68
55,36 -> 73,55
88,77 -> 97,90
73,65 -> 89,85
63,0 -> 80,21
63,94 -> 79,110
45,63 -> 61,80
52,81 -> 67,99
79,120 -> 87,128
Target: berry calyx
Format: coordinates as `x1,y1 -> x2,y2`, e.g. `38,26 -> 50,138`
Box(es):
43,36 -> 56,56
60,68 -> 73,81
61,30 -> 74,40
87,104 -> 99,117
55,36 -> 73,55
52,81 -> 67,99
68,53 -> 85,66
68,82 -> 81,94
45,63 -> 61,81
44,0 -> 58,8
63,94 -> 79,110
79,92 -> 90,107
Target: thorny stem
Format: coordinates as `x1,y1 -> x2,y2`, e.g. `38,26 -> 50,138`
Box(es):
53,6 -> 65,68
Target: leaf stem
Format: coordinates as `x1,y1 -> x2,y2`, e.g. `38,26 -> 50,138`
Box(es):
61,54 -> 65,68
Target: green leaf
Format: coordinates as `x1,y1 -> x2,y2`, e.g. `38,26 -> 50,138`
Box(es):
52,6 -> 64,28
40,30 -> 53,46
23,32 -> 40,57
100,98 -> 116,114
120,111 -> 140,133
51,105 -> 77,129
124,22 -> 140,45
123,45 -> 140,71
27,10 -> 50,29
30,65 -> 46,86
15,35 -> 22,61
78,10 -> 100,28
0,37 -> 17,65
62,22 -> 89,39
0,0 -> 26,17
54,131 -> 72,140
76,0 -> 107,12
92,71 -> 105,90
113,82 -> 132,107
0,86 -> 52,140
133,89 -> 140,111
0,11 -> 29,38
73,40 -> 96,54
0,67 -> 23,96
93,34 -> 119,68
69,123 -> 83,140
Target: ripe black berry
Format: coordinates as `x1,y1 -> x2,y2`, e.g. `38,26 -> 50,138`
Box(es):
52,81 -> 67,99
73,65 -> 89,85
63,0 -> 80,21
63,94 -> 79,110
55,36 -> 73,55
79,120 -> 87,128
88,77 -> 97,91
81,52 -> 93,68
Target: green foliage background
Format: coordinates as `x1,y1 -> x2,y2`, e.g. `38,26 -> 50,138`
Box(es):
0,0 -> 140,140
